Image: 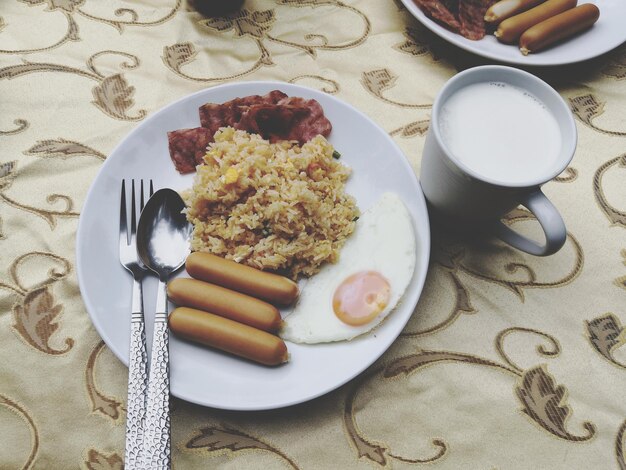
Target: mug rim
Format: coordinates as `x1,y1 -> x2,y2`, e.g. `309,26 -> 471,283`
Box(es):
431,65 -> 577,189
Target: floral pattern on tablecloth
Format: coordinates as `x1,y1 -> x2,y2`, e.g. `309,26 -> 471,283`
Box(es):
1,1 -> 625,468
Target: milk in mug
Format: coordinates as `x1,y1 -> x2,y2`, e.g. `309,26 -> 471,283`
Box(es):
438,81 -> 562,186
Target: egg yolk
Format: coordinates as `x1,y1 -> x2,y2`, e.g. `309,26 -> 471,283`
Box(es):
333,271 -> 391,326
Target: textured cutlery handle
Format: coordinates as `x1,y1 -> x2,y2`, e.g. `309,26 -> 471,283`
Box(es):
142,315 -> 171,469
124,314 -> 148,469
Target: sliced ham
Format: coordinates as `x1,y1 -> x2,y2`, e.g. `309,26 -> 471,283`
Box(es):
459,0 -> 493,40
167,127 -> 213,174
275,96 -> 332,144
167,90 -> 333,174
412,0 -> 498,40
198,90 -> 288,132
234,103 -> 311,143
234,97 -> 332,145
413,0 -> 461,32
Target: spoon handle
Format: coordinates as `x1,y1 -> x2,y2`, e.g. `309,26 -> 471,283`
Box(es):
142,280 -> 171,469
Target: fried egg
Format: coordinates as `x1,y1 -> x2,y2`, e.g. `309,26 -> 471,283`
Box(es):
280,192 -> 416,344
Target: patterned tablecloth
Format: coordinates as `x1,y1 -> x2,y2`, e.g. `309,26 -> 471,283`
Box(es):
1,1 -> 625,468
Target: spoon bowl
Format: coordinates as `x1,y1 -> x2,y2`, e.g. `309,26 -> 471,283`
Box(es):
137,188 -> 190,279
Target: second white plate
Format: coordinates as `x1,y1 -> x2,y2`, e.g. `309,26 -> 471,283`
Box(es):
400,0 -> 626,66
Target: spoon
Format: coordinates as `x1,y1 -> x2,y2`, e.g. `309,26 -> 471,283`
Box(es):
137,188 -> 191,469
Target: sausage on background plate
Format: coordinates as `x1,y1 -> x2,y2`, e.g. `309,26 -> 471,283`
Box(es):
494,0 -> 577,43
484,0 -> 546,25
519,3 -> 600,55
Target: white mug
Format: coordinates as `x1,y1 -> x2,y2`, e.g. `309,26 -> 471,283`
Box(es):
420,65 -> 577,256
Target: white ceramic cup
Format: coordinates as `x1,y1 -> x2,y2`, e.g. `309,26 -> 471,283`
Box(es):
420,65 -> 577,256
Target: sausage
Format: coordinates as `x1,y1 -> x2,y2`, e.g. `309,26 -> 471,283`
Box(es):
186,252 -> 299,306
168,278 -> 282,332
169,307 -> 289,366
484,0 -> 546,25
494,0 -> 577,43
519,3 -> 600,55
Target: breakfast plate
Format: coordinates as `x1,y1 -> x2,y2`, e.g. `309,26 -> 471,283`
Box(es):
76,81 -> 430,410
399,0 -> 626,66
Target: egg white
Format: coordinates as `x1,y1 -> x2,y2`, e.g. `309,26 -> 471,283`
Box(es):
280,192 -> 416,344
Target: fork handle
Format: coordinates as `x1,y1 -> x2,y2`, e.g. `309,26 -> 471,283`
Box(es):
142,280 -> 171,469
124,307 -> 148,469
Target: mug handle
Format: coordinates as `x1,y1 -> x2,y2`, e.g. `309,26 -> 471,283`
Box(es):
493,189 -> 566,256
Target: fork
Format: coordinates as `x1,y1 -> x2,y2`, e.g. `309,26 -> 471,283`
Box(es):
119,179 -> 153,470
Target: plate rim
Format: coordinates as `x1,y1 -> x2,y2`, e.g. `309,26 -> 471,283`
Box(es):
398,0 -> 626,67
76,80 -> 431,410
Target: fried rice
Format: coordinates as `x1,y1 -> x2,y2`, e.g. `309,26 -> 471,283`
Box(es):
183,127 -> 359,278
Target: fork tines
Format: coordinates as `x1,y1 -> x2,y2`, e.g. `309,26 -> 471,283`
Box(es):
120,179 -> 154,246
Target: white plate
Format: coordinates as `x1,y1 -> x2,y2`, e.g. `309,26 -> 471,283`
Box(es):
76,81 -> 430,410
400,0 -> 626,66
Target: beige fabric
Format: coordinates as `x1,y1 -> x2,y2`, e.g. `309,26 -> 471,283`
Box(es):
1,1 -> 625,468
